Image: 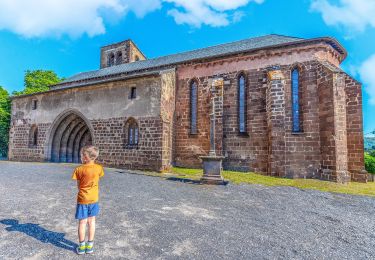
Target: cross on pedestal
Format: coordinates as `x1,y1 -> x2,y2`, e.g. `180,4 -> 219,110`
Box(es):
200,78 -> 226,185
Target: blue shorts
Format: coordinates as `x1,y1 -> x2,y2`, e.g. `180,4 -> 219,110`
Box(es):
75,203 -> 100,220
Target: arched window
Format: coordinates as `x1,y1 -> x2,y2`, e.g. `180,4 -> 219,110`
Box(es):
190,80 -> 198,134
125,118 -> 139,148
238,73 -> 247,133
116,51 -> 122,65
108,53 -> 115,67
29,125 -> 38,148
291,68 -> 302,132
134,55 -> 140,61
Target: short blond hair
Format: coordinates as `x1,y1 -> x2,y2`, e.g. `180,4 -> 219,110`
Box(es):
80,145 -> 99,161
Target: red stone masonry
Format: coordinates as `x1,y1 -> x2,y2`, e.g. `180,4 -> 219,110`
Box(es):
174,56 -> 367,182
92,116 -> 163,171
9,122 -> 50,162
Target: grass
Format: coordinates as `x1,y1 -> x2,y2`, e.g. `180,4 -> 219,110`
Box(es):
166,167 -> 375,197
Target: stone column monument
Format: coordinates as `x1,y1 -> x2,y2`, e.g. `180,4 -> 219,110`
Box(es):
200,78 -> 226,185
266,66 -> 286,177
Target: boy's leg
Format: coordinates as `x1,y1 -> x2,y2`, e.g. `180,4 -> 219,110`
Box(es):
87,216 -> 96,241
86,217 -> 96,254
76,219 -> 87,254
78,219 -> 87,242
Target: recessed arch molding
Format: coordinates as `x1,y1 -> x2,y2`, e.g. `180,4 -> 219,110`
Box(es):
48,110 -> 93,163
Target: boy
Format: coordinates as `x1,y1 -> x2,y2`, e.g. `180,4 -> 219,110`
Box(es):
72,145 -> 104,255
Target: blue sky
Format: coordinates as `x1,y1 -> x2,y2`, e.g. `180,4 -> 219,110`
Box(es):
0,0 -> 374,133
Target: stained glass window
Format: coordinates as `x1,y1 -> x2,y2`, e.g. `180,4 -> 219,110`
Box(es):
292,68 -> 301,132
190,81 -> 198,134
238,74 -> 246,133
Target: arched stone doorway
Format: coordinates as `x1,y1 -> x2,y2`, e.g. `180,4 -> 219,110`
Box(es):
48,111 -> 93,163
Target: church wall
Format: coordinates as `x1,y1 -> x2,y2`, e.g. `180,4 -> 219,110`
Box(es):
91,116 -> 164,171
174,53 -> 333,177
11,76 -> 161,124
345,77 -> 367,182
8,121 -> 50,162
282,62 -> 322,178
8,40 -> 366,181
174,75 -> 210,168
9,75 -> 167,171
160,69 -> 176,170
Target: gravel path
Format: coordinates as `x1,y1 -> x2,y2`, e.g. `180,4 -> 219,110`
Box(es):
0,161 -> 375,260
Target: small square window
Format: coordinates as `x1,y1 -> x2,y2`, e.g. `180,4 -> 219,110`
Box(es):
130,87 -> 137,99
32,100 -> 38,110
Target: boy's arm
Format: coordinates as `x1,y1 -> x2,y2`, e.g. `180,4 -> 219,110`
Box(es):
72,168 -> 78,180
99,166 -> 105,178
72,169 -> 80,189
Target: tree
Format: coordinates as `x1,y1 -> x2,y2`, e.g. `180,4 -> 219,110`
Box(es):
0,70 -> 64,157
13,70 -> 64,96
0,86 -> 10,157
365,153 -> 375,174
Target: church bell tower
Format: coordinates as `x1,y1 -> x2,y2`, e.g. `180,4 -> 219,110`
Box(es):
100,39 -> 146,69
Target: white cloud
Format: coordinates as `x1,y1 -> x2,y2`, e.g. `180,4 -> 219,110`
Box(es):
0,0 -> 262,38
165,0 -> 263,28
0,0 -> 126,38
359,54 -> 375,105
311,0 -> 375,33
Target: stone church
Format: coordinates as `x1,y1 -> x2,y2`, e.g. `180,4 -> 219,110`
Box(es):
9,34 -> 367,183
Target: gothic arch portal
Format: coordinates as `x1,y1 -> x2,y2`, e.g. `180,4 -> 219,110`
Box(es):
46,110 -> 94,163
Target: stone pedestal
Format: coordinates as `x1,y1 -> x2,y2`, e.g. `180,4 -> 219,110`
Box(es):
200,155 -> 227,185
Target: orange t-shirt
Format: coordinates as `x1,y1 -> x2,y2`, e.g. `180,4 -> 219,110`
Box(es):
72,163 -> 104,204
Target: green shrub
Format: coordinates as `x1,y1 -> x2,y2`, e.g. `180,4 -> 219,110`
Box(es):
365,153 -> 375,174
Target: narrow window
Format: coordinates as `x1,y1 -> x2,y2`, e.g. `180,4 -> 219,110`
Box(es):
190,80 -> 198,134
135,55 -> 140,61
125,119 -> 139,148
128,123 -> 139,145
33,128 -> 38,146
130,87 -> 137,99
238,74 -> 247,133
108,53 -> 115,67
29,125 -> 38,148
129,127 -> 134,145
116,51 -> 122,65
292,68 -> 301,132
32,100 -> 38,110
134,127 -> 139,144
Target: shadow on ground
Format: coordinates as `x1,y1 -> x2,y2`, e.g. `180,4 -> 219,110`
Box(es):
166,176 -> 229,186
166,176 -> 203,185
0,219 -> 76,252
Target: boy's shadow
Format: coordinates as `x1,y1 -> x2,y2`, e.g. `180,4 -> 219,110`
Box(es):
0,219 -> 77,251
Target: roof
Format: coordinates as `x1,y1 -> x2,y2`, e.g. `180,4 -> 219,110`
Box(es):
52,34 -> 346,89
